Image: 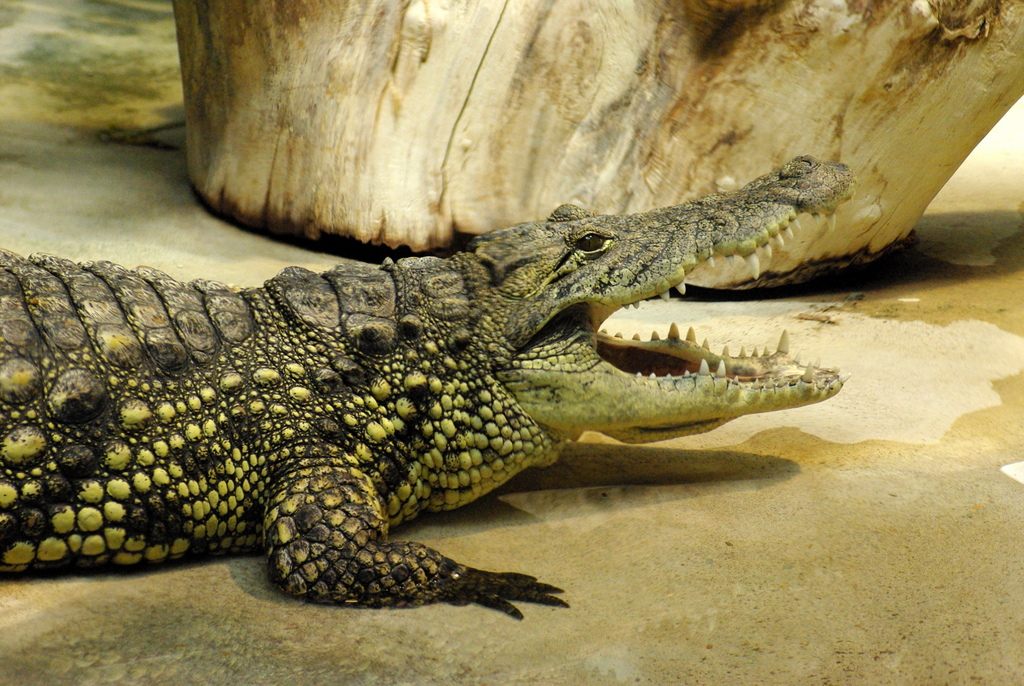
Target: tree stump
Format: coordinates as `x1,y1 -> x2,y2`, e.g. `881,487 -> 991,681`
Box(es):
172,0 -> 1024,286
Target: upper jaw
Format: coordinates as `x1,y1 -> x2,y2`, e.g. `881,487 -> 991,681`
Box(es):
604,201 -> 848,316
481,156 -> 855,350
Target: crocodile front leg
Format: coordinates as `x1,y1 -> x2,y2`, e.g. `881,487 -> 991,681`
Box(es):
263,464 -> 567,618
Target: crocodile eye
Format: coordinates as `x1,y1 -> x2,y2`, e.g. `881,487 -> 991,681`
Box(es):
574,233 -> 608,254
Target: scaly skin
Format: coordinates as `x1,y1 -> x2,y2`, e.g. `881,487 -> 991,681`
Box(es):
0,156 -> 853,618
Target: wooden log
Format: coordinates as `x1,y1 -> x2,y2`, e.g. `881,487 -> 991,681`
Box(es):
172,0 -> 1024,285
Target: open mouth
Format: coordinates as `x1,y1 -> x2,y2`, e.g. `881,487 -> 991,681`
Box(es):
585,210 -> 847,390
502,213 -> 850,442
500,157 -> 853,442
596,325 -> 818,382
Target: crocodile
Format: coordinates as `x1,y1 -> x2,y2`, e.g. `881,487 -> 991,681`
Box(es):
0,155 -> 853,618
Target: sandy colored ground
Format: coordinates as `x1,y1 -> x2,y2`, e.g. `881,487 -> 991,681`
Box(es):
1,2 -> 1024,684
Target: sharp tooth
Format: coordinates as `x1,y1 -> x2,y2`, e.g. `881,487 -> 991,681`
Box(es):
777,330 -> 790,354
783,227 -> 795,242
669,323 -> 681,339
707,254 -> 716,268
686,327 -> 697,343
792,216 -> 803,233
763,243 -> 773,260
801,362 -> 814,383
614,332 -> 623,338
698,359 -> 710,376
814,358 -> 821,369
744,253 -> 761,279
675,283 -> 686,296
715,360 -> 726,377
775,234 -> 786,249
649,372 -> 657,380
839,373 -> 852,384
632,333 -> 642,341
726,254 -> 736,266
684,370 -> 691,377
599,328 -> 608,335
659,290 -> 671,301
752,347 -> 759,357
701,338 -> 710,350
812,212 -> 821,224
739,346 -> 747,357
651,330 -> 661,341
721,345 -> 730,357
827,213 -> 837,232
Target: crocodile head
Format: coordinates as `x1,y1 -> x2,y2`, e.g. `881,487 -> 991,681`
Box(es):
458,155 -> 855,443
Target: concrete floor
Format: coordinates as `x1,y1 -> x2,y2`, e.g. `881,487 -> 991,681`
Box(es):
2,2 -> 1024,684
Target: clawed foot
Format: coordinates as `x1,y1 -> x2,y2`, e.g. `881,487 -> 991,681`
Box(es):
434,559 -> 569,620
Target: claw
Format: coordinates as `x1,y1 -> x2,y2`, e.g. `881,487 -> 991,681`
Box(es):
439,566 -> 568,619
475,594 -> 524,620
